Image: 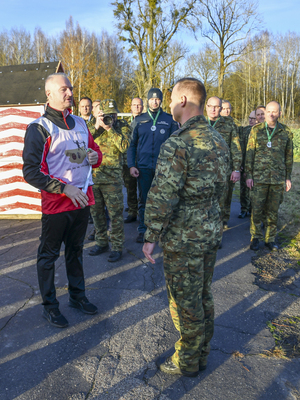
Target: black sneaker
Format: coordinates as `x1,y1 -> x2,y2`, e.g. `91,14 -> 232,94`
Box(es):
43,308 -> 68,328
108,251 -> 122,262
69,296 -> 98,314
136,232 -> 144,243
156,356 -> 199,377
250,238 -> 259,251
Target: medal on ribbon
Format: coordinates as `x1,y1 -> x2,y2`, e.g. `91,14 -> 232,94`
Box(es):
265,122 -> 277,149
148,109 -> 161,132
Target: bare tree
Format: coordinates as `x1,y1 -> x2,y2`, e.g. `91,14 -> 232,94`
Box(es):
199,0 -> 260,98
57,17 -> 96,104
186,43 -> 218,95
0,30 -> 9,65
8,27 -> 31,65
32,27 -> 51,63
112,0 -> 198,97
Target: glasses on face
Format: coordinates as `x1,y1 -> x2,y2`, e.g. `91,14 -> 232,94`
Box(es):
207,105 -> 221,109
249,117 -> 256,121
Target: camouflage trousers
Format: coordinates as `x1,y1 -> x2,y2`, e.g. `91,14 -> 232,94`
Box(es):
240,172 -> 251,213
163,246 -> 218,372
223,176 -> 235,222
250,183 -> 284,242
91,179 -> 124,251
122,165 -> 138,217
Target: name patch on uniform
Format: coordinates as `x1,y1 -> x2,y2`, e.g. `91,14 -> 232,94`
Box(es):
157,121 -> 169,125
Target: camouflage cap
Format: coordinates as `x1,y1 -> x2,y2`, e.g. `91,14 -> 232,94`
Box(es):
99,99 -> 119,114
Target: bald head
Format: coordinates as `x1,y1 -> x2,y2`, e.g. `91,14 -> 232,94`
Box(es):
206,96 -> 222,121
45,73 -> 73,111
170,77 -> 206,125
265,101 -> 281,128
131,98 -> 143,117
249,111 -> 256,126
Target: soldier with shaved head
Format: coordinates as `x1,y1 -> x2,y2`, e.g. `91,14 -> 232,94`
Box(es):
245,101 -> 293,251
123,97 -> 144,224
206,96 -> 242,234
143,78 -> 229,377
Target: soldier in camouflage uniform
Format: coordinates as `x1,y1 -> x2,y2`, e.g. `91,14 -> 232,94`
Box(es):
220,100 -> 232,117
79,97 -> 98,227
123,98 -> 143,223
143,78 -> 230,377
89,99 -> 131,262
238,110 -> 256,218
255,105 -> 266,124
79,97 -> 96,137
245,101 -> 293,251
206,97 -> 242,229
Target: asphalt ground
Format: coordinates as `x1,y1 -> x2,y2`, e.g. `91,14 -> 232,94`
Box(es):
1,191 -> 300,400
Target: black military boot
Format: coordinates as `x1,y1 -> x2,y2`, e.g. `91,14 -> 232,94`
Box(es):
108,251 -> 122,262
250,238 -> 259,251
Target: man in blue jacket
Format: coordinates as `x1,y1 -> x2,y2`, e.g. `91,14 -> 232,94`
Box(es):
127,88 -> 178,243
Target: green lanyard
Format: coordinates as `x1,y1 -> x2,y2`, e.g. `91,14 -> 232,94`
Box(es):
148,109 -> 161,131
265,122 -> 277,148
208,117 -> 219,127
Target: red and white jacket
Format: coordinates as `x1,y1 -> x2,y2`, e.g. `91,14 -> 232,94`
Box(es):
23,106 -> 102,214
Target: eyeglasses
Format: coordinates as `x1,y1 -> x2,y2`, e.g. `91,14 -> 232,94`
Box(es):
207,105 -> 221,109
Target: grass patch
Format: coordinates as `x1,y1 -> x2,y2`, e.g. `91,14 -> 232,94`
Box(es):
263,317 -> 300,358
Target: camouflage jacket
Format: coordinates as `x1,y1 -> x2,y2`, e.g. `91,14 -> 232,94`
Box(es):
93,119 -> 131,181
122,117 -> 138,166
210,116 -> 242,172
245,122 -> 293,184
86,116 -> 97,138
144,115 -> 230,254
238,125 -> 252,169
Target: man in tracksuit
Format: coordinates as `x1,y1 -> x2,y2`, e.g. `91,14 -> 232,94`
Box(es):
23,73 -> 102,328
127,88 -> 178,243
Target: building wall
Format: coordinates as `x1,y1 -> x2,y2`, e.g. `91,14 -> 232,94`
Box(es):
0,105 -> 44,218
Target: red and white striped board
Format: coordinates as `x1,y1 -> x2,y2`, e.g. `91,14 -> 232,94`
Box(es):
0,105 -> 44,218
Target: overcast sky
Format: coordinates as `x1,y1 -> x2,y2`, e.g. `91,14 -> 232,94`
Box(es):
1,0 -> 299,50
